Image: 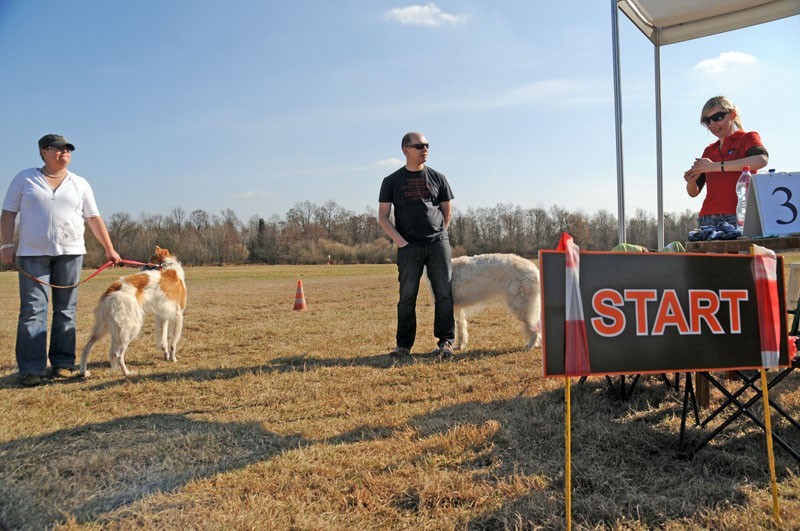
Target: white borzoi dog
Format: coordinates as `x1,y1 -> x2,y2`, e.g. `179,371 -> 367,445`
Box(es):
450,253 -> 541,351
80,246 -> 187,377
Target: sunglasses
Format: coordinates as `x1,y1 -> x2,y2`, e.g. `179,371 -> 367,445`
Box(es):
46,146 -> 74,153
407,143 -> 429,150
702,111 -> 729,126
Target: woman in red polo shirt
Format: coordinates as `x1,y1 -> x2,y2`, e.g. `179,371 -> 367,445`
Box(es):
684,96 -> 769,227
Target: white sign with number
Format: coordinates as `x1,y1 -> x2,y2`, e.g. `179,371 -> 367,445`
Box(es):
743,172 -> 800,237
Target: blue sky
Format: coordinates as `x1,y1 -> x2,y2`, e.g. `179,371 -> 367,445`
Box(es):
1,1 -> 798,224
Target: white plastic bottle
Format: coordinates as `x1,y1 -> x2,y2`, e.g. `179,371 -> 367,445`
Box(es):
735,165 -> 751,228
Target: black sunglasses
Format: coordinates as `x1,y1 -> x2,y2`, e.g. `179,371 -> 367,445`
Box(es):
702,111 -> 729,126
407,143 -> 429,150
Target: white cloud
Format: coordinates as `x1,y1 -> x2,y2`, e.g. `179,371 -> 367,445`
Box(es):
494,79 -> 583,108
433,78 -> 587,112
376,157 -> 403,167
232,190 -> 274,200
270,159 -> 406,180
386,3 -> 470,27
694,52 -> 757,76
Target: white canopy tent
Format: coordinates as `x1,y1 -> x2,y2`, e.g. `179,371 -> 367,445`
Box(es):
611,0 -> 800,247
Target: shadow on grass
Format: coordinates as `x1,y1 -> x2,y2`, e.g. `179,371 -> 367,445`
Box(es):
4,369 -> 797,529
328,378 -> 798,529
0,413 -> 307,530
75,346 -> 523,391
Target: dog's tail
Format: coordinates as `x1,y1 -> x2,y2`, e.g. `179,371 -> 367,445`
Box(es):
79,305 -> 109,376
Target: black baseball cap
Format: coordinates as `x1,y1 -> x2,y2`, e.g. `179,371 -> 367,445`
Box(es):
38,134 -> 76,151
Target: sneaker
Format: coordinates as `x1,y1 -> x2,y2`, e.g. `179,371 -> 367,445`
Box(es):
438,342 -> 453,360
51,367 -> 74,379
389,346 -> 411,358
20,374 -> 43,387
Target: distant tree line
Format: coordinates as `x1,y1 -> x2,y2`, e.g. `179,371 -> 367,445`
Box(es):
82,201 -> 699,266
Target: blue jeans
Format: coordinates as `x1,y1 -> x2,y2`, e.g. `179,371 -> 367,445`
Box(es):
16,255 -> 83,376
697,214 -> 737,226
396,240 -> 454,349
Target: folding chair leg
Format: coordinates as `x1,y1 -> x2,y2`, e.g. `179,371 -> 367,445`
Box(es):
678,372 -> 700,457
624,374 -> 641,400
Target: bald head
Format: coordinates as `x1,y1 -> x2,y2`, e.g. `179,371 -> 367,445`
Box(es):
402,132 -> 425,149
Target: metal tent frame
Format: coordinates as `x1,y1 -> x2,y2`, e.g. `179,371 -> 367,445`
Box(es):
611,0 -> 800,247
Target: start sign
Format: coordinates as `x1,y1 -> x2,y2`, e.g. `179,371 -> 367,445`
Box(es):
539,251 -> 789,377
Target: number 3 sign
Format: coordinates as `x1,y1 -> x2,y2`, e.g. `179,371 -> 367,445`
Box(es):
743,171 -> 800,237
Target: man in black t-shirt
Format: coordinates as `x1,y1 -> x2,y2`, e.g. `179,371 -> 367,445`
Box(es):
378,132 -> 455,359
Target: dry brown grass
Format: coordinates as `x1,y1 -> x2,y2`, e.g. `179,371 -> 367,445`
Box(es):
1,261 -> 800,530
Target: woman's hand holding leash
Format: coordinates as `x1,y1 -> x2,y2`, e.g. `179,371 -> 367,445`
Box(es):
106,248 -> 122,265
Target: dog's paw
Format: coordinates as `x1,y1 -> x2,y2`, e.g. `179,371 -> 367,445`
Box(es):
79,370 -> 91,378
123,370 -> 138,378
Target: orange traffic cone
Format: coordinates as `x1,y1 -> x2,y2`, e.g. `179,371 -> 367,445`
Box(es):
293,280 -> 307,311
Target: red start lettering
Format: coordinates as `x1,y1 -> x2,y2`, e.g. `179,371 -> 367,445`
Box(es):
590,288 -> 749,337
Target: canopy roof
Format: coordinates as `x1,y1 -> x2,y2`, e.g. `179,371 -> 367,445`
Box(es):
618,0 -> 800,46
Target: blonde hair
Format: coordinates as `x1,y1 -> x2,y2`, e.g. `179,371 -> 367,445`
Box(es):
701,96 -> 743,130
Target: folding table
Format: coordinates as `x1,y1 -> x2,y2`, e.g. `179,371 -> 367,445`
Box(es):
678,360 -> 800,463
678,281 -> 800,462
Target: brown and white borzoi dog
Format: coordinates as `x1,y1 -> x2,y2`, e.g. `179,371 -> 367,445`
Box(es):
450,253 -> 541,351
79,246 -> 187,377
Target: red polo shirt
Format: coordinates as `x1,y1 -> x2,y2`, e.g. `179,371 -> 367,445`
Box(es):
697,130 -> 767,216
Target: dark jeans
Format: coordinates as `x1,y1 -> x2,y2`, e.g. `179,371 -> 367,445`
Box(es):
697,213 -> 737,226
395,240 -> 454,349
16,255 -> 83,376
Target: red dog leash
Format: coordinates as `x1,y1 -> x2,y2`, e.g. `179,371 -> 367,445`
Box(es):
6,258 -> 154,289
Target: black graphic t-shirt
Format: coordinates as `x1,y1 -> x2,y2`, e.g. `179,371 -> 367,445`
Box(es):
379,166 -> 454,244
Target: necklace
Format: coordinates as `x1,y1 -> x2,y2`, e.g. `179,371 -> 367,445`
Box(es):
41,167 -> 67,179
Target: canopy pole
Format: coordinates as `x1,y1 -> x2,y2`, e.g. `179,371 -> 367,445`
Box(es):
611,0 -> 626,244
654,36 -> 665,250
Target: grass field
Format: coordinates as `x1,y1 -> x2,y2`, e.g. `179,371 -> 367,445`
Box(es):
1,261 -> 800,530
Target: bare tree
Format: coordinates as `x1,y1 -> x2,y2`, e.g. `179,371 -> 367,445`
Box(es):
98,200 -> 697,265
589,209 -> 618,250
286,200 -> 316,234
527,207 -> 555,253
627,209 -> 657,249
167,207 -> 187,232
106,212 -> 139,257
498,203 -> 527,254
189,209 -> 211,232
313,200 -> 338,238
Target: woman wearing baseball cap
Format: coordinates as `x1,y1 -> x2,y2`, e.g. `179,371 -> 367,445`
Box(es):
1,134 -> 121,386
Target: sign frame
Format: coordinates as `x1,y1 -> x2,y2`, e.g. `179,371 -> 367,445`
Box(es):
539,250 -> 789,377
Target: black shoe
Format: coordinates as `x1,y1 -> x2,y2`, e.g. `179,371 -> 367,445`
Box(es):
20,374 -> 43,387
